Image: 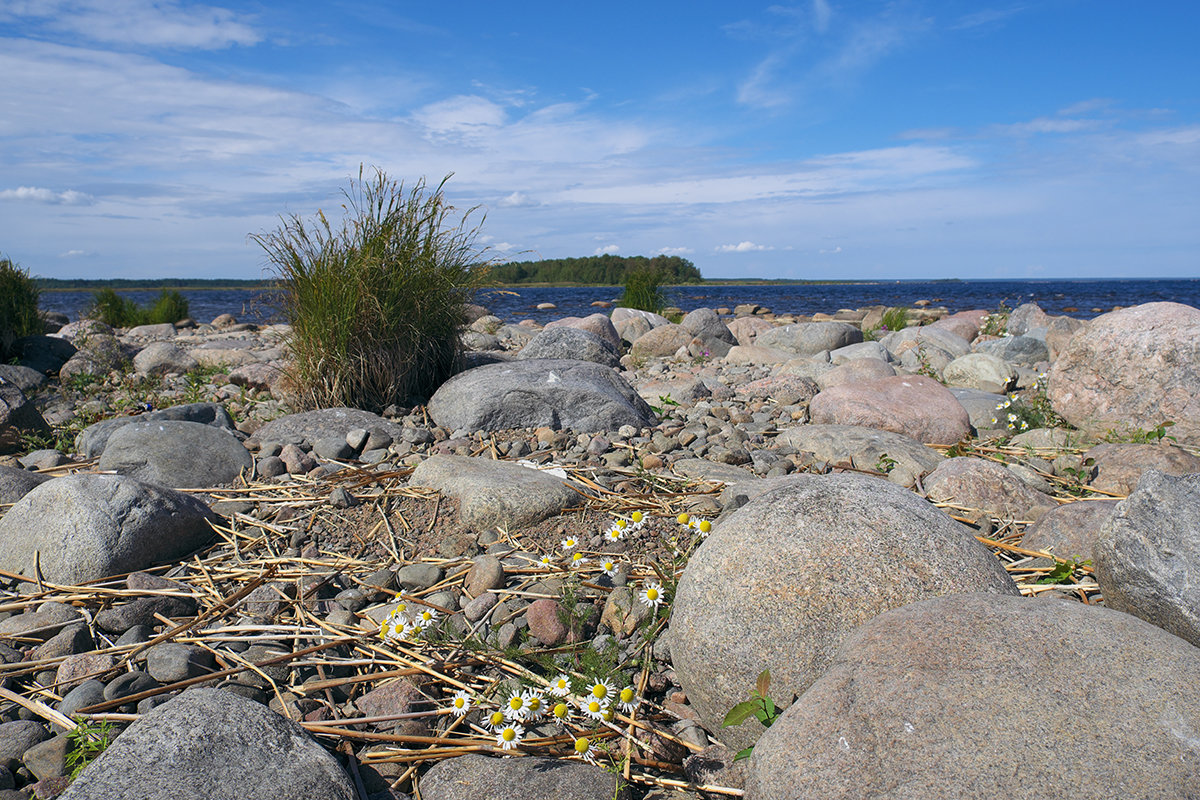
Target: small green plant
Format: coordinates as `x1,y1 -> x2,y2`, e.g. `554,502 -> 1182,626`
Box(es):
1036,557 -> 1092,585
87,288 -> 190,327
991,375 -> 1069,434
722,669 -> 785,760
913,344 -> 941,380
874,452 -> 898,474
618,266 -> 667,314
251,166 -> 487,412
66,716 -> 117,778
880,305 -> 909,333
0,255 -> 42,360
1103,421 -> 1177,445
979,301 -> 1011,337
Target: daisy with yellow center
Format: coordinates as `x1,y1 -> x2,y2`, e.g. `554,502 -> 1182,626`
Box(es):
604,526 -> 623,543
588,678 -> 614,702
416,608 -> 438,628
449,690 -> 471,717
487,709 -> 508,731
697,519 -> 712,537
560,537 -> 579,552
548,673 -> 572,697
580,696 -> 609,721
640,581 -> 665,609
600,560 -> 618,578
570,551 -> 589,568
495,723 -> 524,750
574,736 -> 601,764
551,701 -> 571,724
617,685 -> 638,714
631,511 -> 644,524
539,554 -> 553,568
522,690 -> 545,721
676,512 -> 690,527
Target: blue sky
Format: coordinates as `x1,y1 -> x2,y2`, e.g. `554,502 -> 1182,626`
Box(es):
1,0 -> 1197,281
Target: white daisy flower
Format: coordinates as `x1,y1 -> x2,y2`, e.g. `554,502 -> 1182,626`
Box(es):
486,709 -> 508,731
539,554 -> 553,568
560,537 -> 579,552
601,560 -> 618,578
587,678 -> 615,702
522,690 -> 545,721
449,690 -> 471,717
495,723 -> 524,750
505,692 -> 528,721
569,552 -> 588,568
415,608 -> 438,628
676,512 -> 691,528
604,526 -> 623,543
696,519 -> 712,537
574,736 -> 601,765
580,696 -> 609,721
617,685 -> 639,714
551,701 -> 571,725
640,582 -> 665,609
630,511 -> 644,526
548,673 -> 572,697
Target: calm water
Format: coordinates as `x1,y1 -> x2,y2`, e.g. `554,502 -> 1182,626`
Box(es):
38,278 -> 1200,326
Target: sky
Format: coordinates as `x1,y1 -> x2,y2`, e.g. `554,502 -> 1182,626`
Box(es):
1,1 -> 1198,282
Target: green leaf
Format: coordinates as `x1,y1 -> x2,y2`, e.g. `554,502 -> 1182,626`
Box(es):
733,746 -> 755,762
722,699 -> 761,728
761,696 -> 777,725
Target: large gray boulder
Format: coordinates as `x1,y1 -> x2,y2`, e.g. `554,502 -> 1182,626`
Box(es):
250,407 -> 406,450
1095,470 -> 1200,648
923,456 -> 1056,521
421,754 -> 625,800
98,419 -> 254,488
132,341 -> 199,376
1082,442 -> 1200,496
630,324 -> 693,359
517,327 -> 620,368
1048,302 -> 1200,444
76,402 -> 237,459
975,334 -> 1050,366
0,474 -> 218,584
0,381 -> 49,455
0,464 -> 52,504
671,473 -> 1018,750
774,424 -> 944,488
428,359 -> 656,433
1021,498 -> 1119,564
755,322 -> 862,356
880,325 -> 970,359
60,688 -> 354,800
746,592 -> 1200,800
941,352 -> 1017,394
680,307 -> 737,357
409,455 -> 579,529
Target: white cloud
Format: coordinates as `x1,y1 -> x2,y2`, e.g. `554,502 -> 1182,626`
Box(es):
58,249 -> 94,257
594,244 -> 620,255
413,95 -> 507,135
2,0 -> 259,49
654,246 -> 694,256
812,0 -> 833,34
497,191 -> 538,208
0,186 -> 93,204
1000,117 -> 1100,135
717,241 -> 772,253
819,245 -> 842,254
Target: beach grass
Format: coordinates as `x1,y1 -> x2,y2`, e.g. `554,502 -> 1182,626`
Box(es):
0,256 -> 43,359
87,288 -> 191,328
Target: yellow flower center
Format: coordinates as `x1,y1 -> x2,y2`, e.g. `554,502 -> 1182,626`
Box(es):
588,700 -> 601,713
575,737 -> 590,754
509,697 -> 523,711
592,684 -> 607,699
502,728 -> 516,742
699,520 -> 712,533
553,703 -> 568,718
677,513 -> 690,525
631,511 -> 643,522
647,588 -> 659,601
620,688 -> 635,703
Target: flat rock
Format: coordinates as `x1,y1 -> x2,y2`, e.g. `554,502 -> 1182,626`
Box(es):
428,359 -> 656,433
814,357 -> 896,390
1047,302 -> 1200,444
543,313 -> 622,350
923,456 -> 1056,520
76,402 -> 237,459
746,592 -> 1200,800
808,374 -> 971,445
1083,442 -> 1200,496
723,344 -> 793,365
132,342 -> 199,376
98,419 -> 253,488
420,754 -> 625,800
948,387 -> 1009,431
1095,470 -> 1200,648
671,458 -> 755,484
0,474 -> 218,584
0,363 -> 47,393
774,424 -> 944,488
251,407 -> 405,450
880,325 -> 970,359
942,352 -> 1017,394
59,688 -> 355,800
410,455 -> 578,529
630,324 -> 694,359
754,322 -> 862,356
1021,499 -> 1119,564
671,473 -> 1018,750
517,327 -> 620,368
975,334 -> 1050,366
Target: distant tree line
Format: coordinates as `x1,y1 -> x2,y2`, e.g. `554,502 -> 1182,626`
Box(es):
34,278 -> 271,290
487,254 -> 703,285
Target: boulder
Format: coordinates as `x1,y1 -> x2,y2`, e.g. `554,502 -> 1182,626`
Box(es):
1095,470 -> 1200,648
98,420 -> 254,488
12,334 -> 76,374
948,387 -> 1009,431
0,382 -> 50,455
59,688 -> 355,800
681,307 -> 737,357
0,363 -> 48,393
125,323 -> 177,340
409,455 -> 578,529
814,358 -> 896,390
517,327 -> 620,368
975,335 -> 1050,366
132,342 -> 199,376
1047,302 -> 1200,444
808,375 -> 971,445
1005,302 -> 1053,336
941,353 -> 1017,394
754,322 -> 862,357
76,402 -> 237,459
1082,442 -> 1200,496
746,592 -> 1200,800
428,359 -> 656,433
0,474 -> 218,584
613,314 -> 652,346
0,464 -> 52,504
726,316 -> 774,346
1021,499 -> 1119,564
774,424 -> 944,488
630,324 -> 693,359
544,313 -> 622,350
828,341 -> 891,365
723,344 -> 793,365
737,375 -> 818,407
251,407 -> 406,450
421,754 -> 626,800
927,309 -> 987,341
611,307 -> 670,328
923,456 -> 1056,520
880,325 -> 970,359
671,473 -> 1018,750
227,361 -> 288,393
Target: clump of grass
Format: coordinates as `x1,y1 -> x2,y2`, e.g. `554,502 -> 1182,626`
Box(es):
880,305 -> 910,333
250,167 -> 487,411
0,255 -> 42,359
87,288 -> 190,327
619,267 -> 667,314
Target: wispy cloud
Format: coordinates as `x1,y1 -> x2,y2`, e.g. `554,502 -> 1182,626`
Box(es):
717,241 -> 772,253
594,244 -> 620,255
951,6 -> 1028,31
655,246 -> 694,256
0,186 -> 93,204
2,0 -> 260,49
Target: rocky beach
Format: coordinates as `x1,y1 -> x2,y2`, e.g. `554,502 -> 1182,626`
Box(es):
1,297 -> 1199,800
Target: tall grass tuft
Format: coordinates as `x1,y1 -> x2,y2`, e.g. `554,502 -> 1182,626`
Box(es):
880,306 -> 910,332
619,266 -> 667,315
250,167 -> 487,412
87,288 -> 190,327
0,256 -> 42,359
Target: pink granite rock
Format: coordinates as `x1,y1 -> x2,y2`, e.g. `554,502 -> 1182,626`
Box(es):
808,374 -> 971,445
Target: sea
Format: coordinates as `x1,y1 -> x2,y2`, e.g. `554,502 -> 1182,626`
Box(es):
36,278 -> 1200,327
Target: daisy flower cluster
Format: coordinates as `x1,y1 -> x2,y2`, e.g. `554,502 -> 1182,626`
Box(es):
378,601 -> 439,643
989,374 -> 1059,433
676,512 -> 713,538
450,674 -> 641,757
603,511 -> 646,544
